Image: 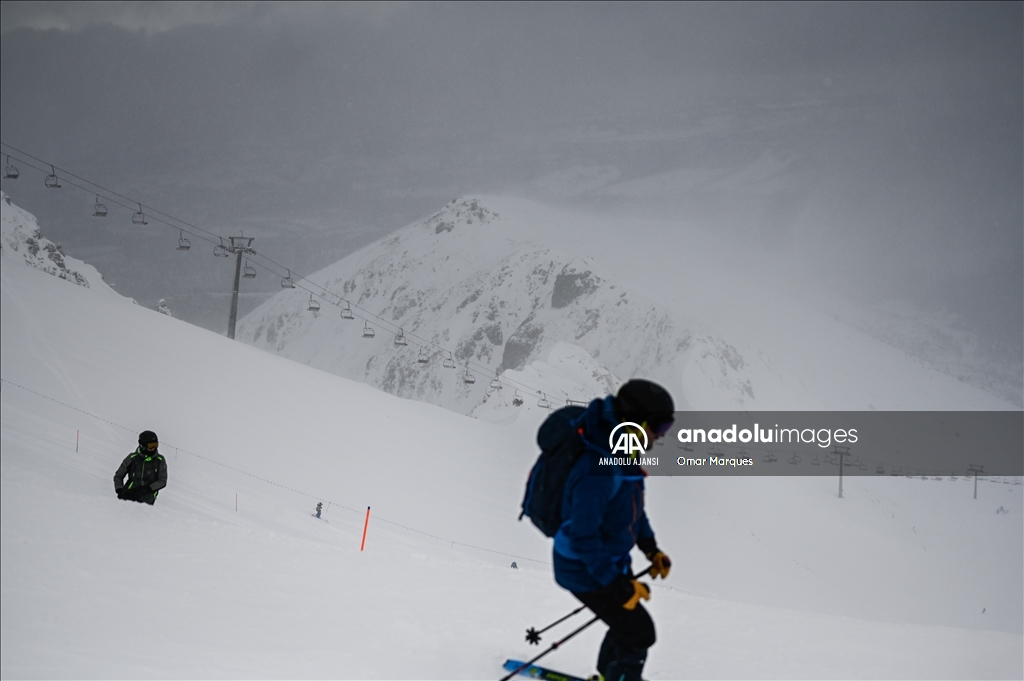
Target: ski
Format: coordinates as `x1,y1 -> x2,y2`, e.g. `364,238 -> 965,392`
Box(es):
309,513 -> 328,523
503,658 -> 591,681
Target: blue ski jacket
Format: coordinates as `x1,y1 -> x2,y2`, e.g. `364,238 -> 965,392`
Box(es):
553,396 -> 655,593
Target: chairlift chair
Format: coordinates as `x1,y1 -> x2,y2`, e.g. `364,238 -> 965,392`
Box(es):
512,390 -> 523,407
340,301 -> 354,319
214,240 -> 230,257
177,231 -> 191,251
307,295 -> 321,312
788,454 -> 802,465
243,260 -> 256,278
489,372 -> 502,390
44,165 -> 60,188
362,322 -> 375,338
281,269 -> 296,288
394,329 -> 408,347
876,463 -> 885,474
3,157 -> 18,179
537,393 -> 552,409
463,369 -> 476,385
417,348 -> 430,364
132,203 -> 147,225
443,353 -> 456,369
92,195 -> 107,217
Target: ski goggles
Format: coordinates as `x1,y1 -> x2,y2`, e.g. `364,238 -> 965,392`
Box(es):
647,419 -> 674,438
144,441 -> 159,451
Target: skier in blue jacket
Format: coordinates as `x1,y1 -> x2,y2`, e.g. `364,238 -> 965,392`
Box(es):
553,379 -> 674,681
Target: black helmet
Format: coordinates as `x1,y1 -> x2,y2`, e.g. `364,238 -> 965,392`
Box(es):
138,430 -> 158,446
615,379 -> 674,428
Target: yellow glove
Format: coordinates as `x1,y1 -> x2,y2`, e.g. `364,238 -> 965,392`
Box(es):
622,580 -> 651,611
647,550 -> 672,580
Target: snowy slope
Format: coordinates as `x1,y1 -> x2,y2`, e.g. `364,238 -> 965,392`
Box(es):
2,198 -> 1022,679
237,196 -> 1017,416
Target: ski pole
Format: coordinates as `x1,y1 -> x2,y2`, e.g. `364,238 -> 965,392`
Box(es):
503,566 -> 653,680
524,605 -> 588,645
501,615 -> 600,681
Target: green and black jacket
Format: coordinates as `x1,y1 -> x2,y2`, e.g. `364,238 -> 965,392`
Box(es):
114,447 -> 168,496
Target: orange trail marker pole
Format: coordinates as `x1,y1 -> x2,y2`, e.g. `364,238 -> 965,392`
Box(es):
360,506 -> 371,551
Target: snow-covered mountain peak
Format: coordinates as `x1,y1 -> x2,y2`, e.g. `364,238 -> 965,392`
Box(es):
424,196 -> 499,235
1,191 -> 122,299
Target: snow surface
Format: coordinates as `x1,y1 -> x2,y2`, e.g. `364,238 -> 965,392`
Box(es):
2,199 -> 1022,679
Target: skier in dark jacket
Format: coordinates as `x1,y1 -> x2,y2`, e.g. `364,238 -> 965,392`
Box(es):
553,379 -> 674,681
114,430 -> 168,505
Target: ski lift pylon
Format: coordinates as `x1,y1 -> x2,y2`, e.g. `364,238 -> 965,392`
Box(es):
3,156 -> 18,179
92,195 -> 107,217
44,165 -> 60,188
177,231 -> 191,251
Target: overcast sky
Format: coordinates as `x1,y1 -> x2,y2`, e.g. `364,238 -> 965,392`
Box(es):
1,1 -> 1020,365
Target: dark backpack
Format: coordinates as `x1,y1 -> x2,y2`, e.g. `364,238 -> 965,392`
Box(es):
519,405 -> 587,537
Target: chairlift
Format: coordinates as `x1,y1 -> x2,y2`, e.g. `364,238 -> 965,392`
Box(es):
417,347 -> 430,364
3,157 -> 18,179
443,353 -> 456,369
362,322 -> 375,338
463,369 -> 476,385
44,165 -> 60,188
340,301 -> 354,319
214,239 -> 230,257
281,269 -> 296,288
761,452 -> 772,463
307,294 -> 320,312
132,203 -> 147,225
876,463 -> 885,475
394,329 -> 408,347
489,371 -> 502,390
512,390 -> 523,407
243,260 -> 256,278
768,452 -> 778,463
176,231 -> 191,251
92,195 -> 107,217
788,454 -> 802,465
537,393 -> 552,409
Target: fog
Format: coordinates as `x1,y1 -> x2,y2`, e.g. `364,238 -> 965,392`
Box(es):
1,2 -> 1020,383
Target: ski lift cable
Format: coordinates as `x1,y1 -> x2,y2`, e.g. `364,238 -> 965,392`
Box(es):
0,144 -> 227,242
0,152 -> 223,248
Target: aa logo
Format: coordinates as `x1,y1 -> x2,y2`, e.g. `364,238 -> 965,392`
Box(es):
609,422 -> 648,456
